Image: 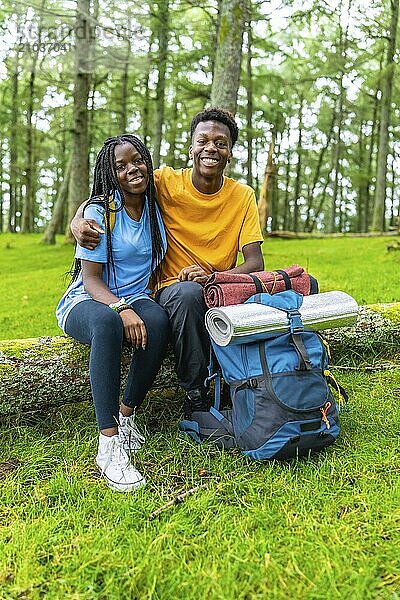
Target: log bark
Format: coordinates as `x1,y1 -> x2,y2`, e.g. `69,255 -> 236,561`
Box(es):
0,339 -> 177,419
1,304 -> 399,418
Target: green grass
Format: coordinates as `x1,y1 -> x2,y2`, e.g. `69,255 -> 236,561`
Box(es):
1,371 -> 400,599
1,232 -> 400,598
0,234 -> 73,339
0,233 -> 399,339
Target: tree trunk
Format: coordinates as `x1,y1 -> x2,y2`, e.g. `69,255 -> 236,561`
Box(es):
305,108 -> 336,232
21,0 -> 45,233
142,33 -> 154,147
330,93 -> 343,233
389,150 -> 396,228
119,43 -> 130,134
1,303 -> 399,418
65,0 -> 93,242
246,23 -> 253,187
165,99 -> 178,168
21,65 -> 36,232
371,0 -> 399,231
41,158 -> 72,245
283,141 -> 292,231
152,0 -> 169,169
210,0 -> 248,113
118,6 -> 132,135
357,120 -> 366,233
330,0 -> 350,233
271,135 -> 281,230
0,143 -> 3,233
363,53 -> 383,232
293,96 -> 304,233
257,131 -> 276,232
8,52 -> 20,233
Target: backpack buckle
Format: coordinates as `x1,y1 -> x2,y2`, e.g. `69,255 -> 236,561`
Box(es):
287,309 -> 304,333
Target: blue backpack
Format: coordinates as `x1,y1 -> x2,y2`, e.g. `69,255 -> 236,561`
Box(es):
179,291 -> 347,460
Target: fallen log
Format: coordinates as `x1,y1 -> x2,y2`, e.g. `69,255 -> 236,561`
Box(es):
0,338 -> 177,418
1,303 -> 399,418
325,303 -> 400,365
268,230 -> 398,239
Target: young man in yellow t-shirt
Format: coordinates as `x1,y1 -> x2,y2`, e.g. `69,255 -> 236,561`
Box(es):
71,108 -> 264,419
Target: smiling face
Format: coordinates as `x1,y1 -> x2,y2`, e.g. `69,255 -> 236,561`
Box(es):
114,143 -> 148,202
189,120 -> 232,192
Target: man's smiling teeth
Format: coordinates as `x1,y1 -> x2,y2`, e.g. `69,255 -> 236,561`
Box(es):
201,157 -> 219,165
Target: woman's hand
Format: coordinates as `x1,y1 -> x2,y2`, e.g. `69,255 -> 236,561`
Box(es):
120,309 -> 147,350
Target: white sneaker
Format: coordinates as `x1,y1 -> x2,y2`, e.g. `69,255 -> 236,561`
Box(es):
118,411 -> 145,454
96,434 -> 145,492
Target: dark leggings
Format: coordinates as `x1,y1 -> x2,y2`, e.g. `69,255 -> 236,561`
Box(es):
65,299 -> 169,430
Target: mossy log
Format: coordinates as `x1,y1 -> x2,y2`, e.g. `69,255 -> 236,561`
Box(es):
268,230 -> 398,239
0,339 -> 177,418
1,303 -> 399,417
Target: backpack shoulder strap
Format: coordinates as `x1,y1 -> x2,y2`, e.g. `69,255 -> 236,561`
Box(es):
107,198 -> 116,232
250,291 -> 312,371
90,195 -> 116,232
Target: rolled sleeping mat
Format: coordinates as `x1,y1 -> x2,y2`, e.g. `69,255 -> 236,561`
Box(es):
205,290 -> 359,346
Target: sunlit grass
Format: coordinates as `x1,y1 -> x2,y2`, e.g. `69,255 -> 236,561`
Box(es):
1,232 -> 400,597
1,233 -> 399,339
1,371 -> 399,598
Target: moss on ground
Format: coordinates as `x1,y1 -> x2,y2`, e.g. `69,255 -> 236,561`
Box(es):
0,369 -> 399,599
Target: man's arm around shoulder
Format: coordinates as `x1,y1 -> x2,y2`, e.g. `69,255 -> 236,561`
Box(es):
70,202 -> 105,250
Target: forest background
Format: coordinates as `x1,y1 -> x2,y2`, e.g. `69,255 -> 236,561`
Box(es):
1,2 -> 400,597
1,0 -> 400,240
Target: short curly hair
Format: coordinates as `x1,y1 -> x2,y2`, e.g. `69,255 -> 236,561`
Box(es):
190,107 -> 239,148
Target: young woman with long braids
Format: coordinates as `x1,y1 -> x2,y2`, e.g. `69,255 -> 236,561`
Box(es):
56,135 -> 168,492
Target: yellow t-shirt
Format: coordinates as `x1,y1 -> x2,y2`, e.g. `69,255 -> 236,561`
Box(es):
154,166 -> 263,289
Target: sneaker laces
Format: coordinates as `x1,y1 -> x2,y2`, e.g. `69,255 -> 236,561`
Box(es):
99,436 -> 129,479
119,410 -> 145,444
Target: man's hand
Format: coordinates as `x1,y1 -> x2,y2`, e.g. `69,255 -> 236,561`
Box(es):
71,216 -> 104,250
178,264 -> 210,285
120,309 -> 147,350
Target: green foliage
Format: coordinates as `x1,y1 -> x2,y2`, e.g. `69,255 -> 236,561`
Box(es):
1,0 -> 400,235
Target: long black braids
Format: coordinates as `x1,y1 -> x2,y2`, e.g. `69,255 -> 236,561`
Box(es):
71,134 -> 164,290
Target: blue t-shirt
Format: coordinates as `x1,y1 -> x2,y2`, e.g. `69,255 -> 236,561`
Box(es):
56,197 -> 167,332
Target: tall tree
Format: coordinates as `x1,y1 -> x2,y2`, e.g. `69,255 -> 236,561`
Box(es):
372,0 -> 399,231
41,158 -> 72,245
65,0 -> 93,241
22,0 -> 46,233
7,15 -> 26,233
257,130 -> 276,232
245,24 -> 253,187
210,0 -> 248,113
293,95 -> 304,233
153,0 -> 169,168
